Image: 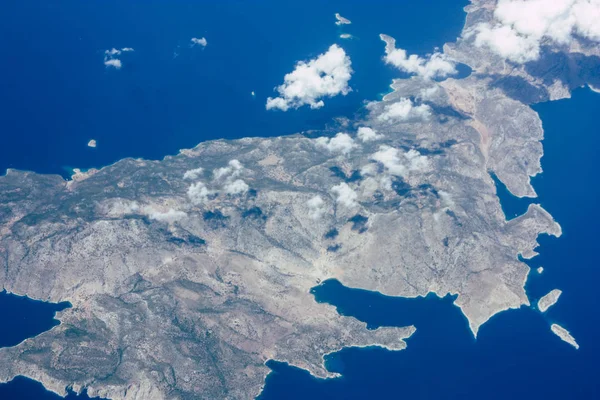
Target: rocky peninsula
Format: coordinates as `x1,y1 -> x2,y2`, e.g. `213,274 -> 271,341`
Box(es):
1,0 -> 598,398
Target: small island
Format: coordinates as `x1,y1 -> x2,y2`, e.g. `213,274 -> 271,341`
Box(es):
335,13 -> 351,25
551,324 -> 579,349
87,139 -> 97,148
538,289 -> 562,312
537,266 -> 544,274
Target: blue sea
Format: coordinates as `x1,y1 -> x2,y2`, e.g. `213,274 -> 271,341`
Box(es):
1,1 -> 599,399
0,0 -> 467,178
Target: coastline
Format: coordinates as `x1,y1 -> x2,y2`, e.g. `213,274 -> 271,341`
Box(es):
2,1 -> 599,398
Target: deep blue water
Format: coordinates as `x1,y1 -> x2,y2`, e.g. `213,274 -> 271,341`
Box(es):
0,377 -> 102,400
0,291 -> 70,348
1,0 -> 599,399
259,87 -> 600,399
491,172 -> 533,220
0,0 -> 467,178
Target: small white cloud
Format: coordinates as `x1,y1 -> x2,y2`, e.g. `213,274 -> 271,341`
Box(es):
357,127 -> 384,142
183,167 -> 204,180
370,146 -> 429,178
214,159 -> 243,180
434,190 -> 456,221
212,160 -> 249,196
104,47 -> 134,56
186,160 -> 250,202
360,163 -> 378,177
144,207 -> 187,223
266,44 -> 353,111
307,195 -> 326,220
107,200 -> 185,223
104,47 -> 133,69
419,86 -> 439,100
377,98 -> 432,122
191,37 -> 208,47
371,146 -> 407,177
223,179 -> 249,195
104,59 -> 122,69
335,13 -> 352,25
229,159 -> 243,169
380,34 -> 457,80
404,149 -> 430,171
188,182 -> 213,205
264,97 -> 290,111
331,182 -> 358,208
315,132 -> 356,155
471,0 -> 600,63
379,175 -> 394,191
108,200 -> 140,216
438,190 -> 455,208
340,34 -> 353,40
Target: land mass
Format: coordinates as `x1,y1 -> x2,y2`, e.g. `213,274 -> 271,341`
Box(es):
538,289 -> 562,312
335,13 -> 351,26
551,324 -> 579,350
1,0 -> 598,399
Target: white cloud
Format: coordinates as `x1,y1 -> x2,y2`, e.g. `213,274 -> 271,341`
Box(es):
340,34 -> 353,40
105,48 -> 134,56
357,127 -> 384,142
104,47 -> 133,69
104,59 -> 122,69
106,199 -> 185,223
105,48 -> 121,56
223,179 -> 249,195
472,0 -> 600,63
144,207 -> 187,223
264,97 -> 289,110
191,37 -> 208,47
266,44 -> 353,111
419,86 -> 439,100
331,182 -> 358,208
434,190 -> 456,221
473,24 -> 541,63
438,190 -> 455,208
335,13 -> 352,25
378,98 -> 432,122
108,199 -> 140,216
307,195 -> 326,220
380,34 -> 457,80
315,132 -> 356,155
370,146 -> 429,178
404,149 -> 430,171
213,160 -> 249,196
379,175 -> 394,191
186,160 -> 250,203
188,182 -> 213,205
183,167 -> 204,180
360,163 -> 379,177
371,146 -> 407,177
214,159 -> 243,180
